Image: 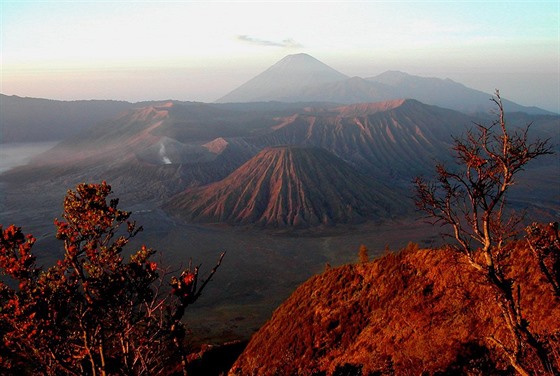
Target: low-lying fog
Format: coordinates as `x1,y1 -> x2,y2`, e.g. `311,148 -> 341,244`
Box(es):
0,142 -> 59,173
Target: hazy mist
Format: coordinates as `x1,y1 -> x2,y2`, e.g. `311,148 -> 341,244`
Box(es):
2,2 -> 558,112
0,142 -> 58,174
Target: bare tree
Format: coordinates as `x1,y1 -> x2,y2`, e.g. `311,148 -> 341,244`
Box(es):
414,91 -> 556,375
526,222 -> 560,297
168,253 -> 226,376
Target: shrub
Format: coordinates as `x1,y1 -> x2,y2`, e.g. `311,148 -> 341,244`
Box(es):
0,182 -> 224,375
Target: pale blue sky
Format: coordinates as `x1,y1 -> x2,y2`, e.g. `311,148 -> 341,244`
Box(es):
1,1 -> 559,111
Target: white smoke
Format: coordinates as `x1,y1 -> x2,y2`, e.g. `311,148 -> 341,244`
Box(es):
159,143 -> 172,164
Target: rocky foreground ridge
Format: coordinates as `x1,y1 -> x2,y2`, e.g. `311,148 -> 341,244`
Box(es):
230,242 -> 560,375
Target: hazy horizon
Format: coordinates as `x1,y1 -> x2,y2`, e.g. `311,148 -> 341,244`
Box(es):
2,1 -> 559,112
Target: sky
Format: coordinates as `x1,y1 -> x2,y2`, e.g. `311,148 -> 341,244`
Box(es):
1,1 -> 559,112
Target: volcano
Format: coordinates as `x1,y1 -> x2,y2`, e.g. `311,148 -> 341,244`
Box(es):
215,54 -> 551,115
165,146 -> 402,228
216,53 -> 348,103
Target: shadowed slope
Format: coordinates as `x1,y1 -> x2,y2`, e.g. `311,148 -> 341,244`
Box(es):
0,94 -> 134,143
166,146 -> 403,228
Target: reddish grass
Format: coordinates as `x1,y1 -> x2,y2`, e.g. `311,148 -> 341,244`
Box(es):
230,242 -> 560,375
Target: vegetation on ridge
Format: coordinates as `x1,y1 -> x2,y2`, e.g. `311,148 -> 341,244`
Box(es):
230,238 -> 559,375
0,181 -> 225,375
414,91 -> 556,374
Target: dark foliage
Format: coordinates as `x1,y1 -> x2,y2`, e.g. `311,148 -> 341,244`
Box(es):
0,182 -> 224,375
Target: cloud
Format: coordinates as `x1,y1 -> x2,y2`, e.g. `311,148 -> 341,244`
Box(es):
237,35 -> 303,48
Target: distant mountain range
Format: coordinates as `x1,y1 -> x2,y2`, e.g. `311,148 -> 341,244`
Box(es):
217,53 -> 552,115
1,53 -> 558,228
0,94 -> 134,143
3,96 -> 557,227
1,53 -> 554,145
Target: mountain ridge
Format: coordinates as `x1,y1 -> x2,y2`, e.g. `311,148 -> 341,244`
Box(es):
0,94 -> 135,143
249,98 -> 472,180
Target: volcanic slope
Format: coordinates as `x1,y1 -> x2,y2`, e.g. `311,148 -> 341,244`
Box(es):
230,243 -> 560,375
251,99 -> 474,180
165,146 -> 404,228
1,101 -> 266,203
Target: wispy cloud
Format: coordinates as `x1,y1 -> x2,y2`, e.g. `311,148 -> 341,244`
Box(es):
237,35 -> 303,48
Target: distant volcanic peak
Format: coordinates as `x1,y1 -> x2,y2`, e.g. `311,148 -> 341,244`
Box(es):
216,53 -> 348,103
124,103 -> 171,123
334,99 -> 409,116
167,145 -> 396,227
257,53 -> 347,85
366,70 -> 423,87
272,53 -> 345,75
203,137 -> 229,154
279,52 -> 316,61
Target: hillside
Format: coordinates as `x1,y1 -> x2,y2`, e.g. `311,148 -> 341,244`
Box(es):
165,146 -> 404,228
0,102 -> 267,203
230,242 -> 560,375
